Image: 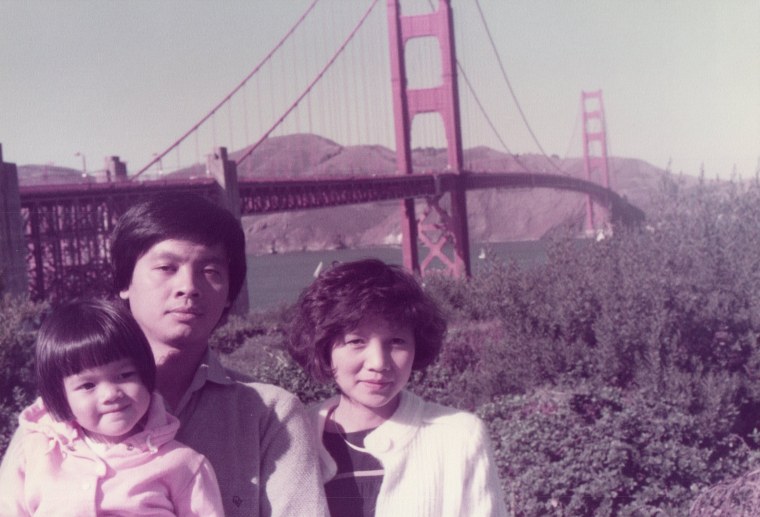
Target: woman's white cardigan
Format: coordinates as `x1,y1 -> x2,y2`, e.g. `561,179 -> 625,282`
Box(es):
311,390 -> 508,517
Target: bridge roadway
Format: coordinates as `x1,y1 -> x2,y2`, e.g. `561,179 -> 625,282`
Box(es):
19,170 -> 644,224
237,171 -> 645,224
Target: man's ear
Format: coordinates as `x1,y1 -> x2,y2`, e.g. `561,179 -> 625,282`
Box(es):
119,290 -> 129,300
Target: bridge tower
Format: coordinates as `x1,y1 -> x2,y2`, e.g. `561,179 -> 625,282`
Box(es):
387,0 -> 471,278
581,90 -> 611,233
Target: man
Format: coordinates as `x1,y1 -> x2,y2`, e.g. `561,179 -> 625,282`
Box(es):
111,192 -> 327,515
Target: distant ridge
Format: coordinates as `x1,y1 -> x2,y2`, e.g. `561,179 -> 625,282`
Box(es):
17,133 -> 677,254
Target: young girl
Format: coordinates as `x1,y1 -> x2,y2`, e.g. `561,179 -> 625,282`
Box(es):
288,258 -> 507,517
0,298 -> 224,516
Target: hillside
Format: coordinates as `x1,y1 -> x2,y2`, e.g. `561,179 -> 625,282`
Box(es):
16,134 -> 679,254
227,134 -> 675,254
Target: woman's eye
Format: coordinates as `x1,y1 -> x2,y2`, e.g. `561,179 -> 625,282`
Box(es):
345,338 -> 364,347
155,265 -> 175,272
78,382 -> 95,391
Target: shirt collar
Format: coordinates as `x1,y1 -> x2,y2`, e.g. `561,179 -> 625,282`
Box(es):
174,348 -> 235,415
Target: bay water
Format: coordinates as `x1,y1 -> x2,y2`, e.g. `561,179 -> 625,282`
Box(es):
246,240 -> 548,310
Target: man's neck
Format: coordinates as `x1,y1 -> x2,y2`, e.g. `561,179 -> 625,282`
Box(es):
152,344 -> 207,411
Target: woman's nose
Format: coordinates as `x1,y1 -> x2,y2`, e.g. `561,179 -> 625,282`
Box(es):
365,341 -> 390,371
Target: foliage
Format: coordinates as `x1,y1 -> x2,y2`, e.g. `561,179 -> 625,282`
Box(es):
478,384 -> 760,517
8,173 -> 760,514
208,175 -> 760,514
215,308 -> 336,405
690,462 -> 760,516
0,296 -> 46,455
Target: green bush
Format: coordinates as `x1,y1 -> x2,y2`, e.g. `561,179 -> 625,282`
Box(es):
419,175 -> 760,513
215,310 -> 336,406
478,384 -> 760,516
8,173 -> 760,514
0,295 -> 45,455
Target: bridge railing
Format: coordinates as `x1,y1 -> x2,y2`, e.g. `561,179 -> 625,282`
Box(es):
18,179 -> 220,303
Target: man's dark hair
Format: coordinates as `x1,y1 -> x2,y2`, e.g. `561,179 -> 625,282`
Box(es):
36,298 -> 156,421
110,192 -> 246,307
288,258 -> 447,382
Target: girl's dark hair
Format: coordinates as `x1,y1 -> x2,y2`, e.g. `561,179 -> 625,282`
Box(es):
110,192 -> 247,309
36,298 -> 156,422
288,258 -> 447,382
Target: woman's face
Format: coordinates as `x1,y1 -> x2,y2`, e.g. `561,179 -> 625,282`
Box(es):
331,313 -> 415,423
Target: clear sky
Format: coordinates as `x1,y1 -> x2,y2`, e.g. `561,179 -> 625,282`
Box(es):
1,0 -> 758,179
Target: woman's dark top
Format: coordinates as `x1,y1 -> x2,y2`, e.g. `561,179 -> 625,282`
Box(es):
323,427 -> 384,517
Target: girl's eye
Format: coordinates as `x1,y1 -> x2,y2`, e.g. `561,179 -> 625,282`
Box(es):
119,371 -> 137,380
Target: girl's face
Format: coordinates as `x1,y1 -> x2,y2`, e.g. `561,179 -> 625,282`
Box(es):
62,358 -> 151,444
331,313 -> 415,424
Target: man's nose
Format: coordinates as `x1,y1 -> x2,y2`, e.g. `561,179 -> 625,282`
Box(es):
174,266 -> 200,298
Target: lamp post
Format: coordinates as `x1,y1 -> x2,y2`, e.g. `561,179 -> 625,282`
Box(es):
75,152 -> 87,178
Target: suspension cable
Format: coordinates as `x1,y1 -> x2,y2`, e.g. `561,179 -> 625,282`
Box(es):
235,0 -> 380,167
132,0 -> 322,179
457,64 -> 532,174
473,0 -> 566,175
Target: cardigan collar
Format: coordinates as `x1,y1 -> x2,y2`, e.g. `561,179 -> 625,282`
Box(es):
315,390 -> 425,456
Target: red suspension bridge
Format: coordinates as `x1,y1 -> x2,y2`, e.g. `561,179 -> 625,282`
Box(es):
1,0 -> 643,305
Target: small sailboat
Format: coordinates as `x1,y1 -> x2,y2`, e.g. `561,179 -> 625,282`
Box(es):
313,261 -> 324,278
478,248 -> 486,260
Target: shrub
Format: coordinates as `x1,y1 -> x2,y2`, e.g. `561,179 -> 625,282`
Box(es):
206,176 -> 760,514
479,384 -> 760,517
0,295 -> 45,456
214,309 -> 335,406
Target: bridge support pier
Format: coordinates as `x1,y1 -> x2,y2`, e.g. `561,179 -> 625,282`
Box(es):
387,0 -> 471,278
0,144 -> 28,297
206,146 -> 248,315
581,90 -> 611,235
105,156 -> 128,182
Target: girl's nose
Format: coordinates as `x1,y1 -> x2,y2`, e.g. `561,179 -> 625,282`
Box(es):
100,383 -> 124,403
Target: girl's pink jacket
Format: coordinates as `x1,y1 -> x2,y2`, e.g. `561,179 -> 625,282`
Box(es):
0,394 -> 224,517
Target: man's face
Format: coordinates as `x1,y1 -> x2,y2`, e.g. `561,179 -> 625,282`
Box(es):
119,239 -> 230,356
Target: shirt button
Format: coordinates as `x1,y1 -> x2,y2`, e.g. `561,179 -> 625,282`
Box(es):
375,437 -> 392,453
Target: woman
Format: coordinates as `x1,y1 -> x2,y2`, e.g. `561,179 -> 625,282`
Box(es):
288,258 -> 507,517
